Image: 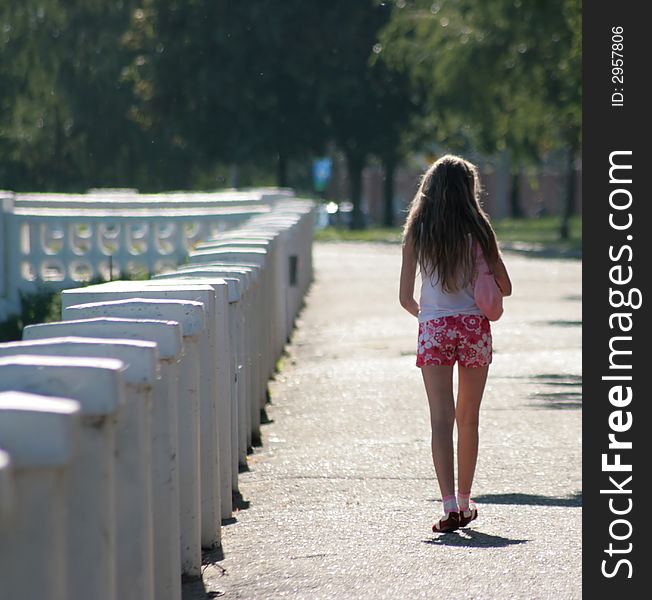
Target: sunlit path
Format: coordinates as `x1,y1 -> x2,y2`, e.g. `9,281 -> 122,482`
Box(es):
189,242 -> 582,600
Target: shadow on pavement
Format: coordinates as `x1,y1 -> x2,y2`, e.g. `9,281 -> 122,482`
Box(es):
474,491 -> 582,507
531,373 -> 582,385
182,548 -> 227,600
231,490 -> 251,513
182,578 -> 225,600
531,390 -> 582,410
202,546 -> 225,566
527,373 -> 582,410
535,319 -> 582,327
260,406 -> 274,424
424,529 -> 529,548
501,244 -> 581,260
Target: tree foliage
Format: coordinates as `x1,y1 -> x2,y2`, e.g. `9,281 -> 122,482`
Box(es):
0,1 -> 148,190
124,0 -> 341,186
380,0 -> 581,162
1,0 -> 580,229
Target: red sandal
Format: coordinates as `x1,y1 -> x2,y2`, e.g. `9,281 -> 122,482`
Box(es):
458,501 -> 478,528
432,511 -> 460,533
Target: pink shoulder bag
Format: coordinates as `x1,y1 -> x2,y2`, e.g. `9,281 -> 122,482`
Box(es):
474,243 -> 503,321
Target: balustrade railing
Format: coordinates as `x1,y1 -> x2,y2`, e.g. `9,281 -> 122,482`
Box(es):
0,192 -> 316,600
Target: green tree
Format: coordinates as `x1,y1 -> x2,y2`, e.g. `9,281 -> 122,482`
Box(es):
124,0 -> 338,189
367,55 -> 421,227
0,1 -> 152,191
0,1 -> 69,189
317,0 -> 404,229
381,0 -> 581,230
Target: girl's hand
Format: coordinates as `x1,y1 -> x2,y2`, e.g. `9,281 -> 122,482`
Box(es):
493,253 -> 512,297
401,298 -> 420,318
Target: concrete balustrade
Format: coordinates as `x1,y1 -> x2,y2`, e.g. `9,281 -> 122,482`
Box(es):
193,238 -> 282,379
0,392 -> 80,600
204,227 -> 292,337
0,195 -> 316,598
201,230 -> 288,355
61,282 -> 234,521
60,296 -> 209,576
253,200 -> 316,312
11,189 -> 286,210
182,257 -> 265,446
24,317 -> 184,600
0,355 -> 125,600
265,225 -> 311,319
172,265 -> 256,464
152,271 -> 244,490
188,248 -> 271,419
121,281 -> 234,519
0,204 -> 270,319
196,200 -> 316,347
0,188 -> 297,320
246,221 -> 302,336
61,283 -> 231,533
0,337 -> 159,600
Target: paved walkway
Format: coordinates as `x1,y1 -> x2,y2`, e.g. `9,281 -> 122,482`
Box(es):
186,242 -> 582,600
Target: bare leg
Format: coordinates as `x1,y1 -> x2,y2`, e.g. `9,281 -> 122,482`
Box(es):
456,365 -> 489,494
421,365 -> 455,499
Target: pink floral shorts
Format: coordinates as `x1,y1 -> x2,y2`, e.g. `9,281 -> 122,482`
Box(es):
416,314 -> 492,368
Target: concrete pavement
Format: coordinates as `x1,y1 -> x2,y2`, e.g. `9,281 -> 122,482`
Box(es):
185,241 -> 582,600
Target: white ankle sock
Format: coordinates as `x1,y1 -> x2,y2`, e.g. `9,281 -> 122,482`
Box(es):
457,491 -> 471,512
443,494 -> 459,513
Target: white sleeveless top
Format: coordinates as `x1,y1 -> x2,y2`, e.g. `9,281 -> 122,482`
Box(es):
418,265 -> 482,322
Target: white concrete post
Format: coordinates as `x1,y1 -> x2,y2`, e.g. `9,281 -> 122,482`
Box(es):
205,250 -> 269,411
177,263 -> 258,450
225,226 -> 290,346
253,209 -> 312,325
132,280 -> 233,521
62,281 -> 232,533
0,393 -> 80,600
173,266 -> 253,468
152,272 -> 241,494
268,200 -> 316,298
0,355 -> 125,600
204,235 -> 282,369
262,216 -> 302,326
23,318 -> 184,600
0,189 -> 310,319
189,247 -> 270,386
0,338 -> 159,600
186,251 -> 266,443
195,236 -> 281,377
250,218 -> 297,331
224,278 -> 243,491
61,296 -> 208,574
211,229 -> 287,356
199,214 -> 301,339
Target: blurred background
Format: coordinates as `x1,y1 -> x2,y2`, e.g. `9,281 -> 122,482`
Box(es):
0,0 -> 580,237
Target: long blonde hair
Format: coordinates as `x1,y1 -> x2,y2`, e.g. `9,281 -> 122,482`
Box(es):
403,154 -> 499,293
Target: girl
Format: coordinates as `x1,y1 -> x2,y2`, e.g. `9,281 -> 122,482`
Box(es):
399,155 -> 512,533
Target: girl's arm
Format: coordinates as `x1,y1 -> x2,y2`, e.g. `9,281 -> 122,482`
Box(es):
493,252 -> 512,297
399,239 -> 420,317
